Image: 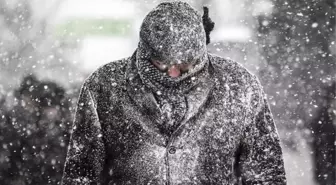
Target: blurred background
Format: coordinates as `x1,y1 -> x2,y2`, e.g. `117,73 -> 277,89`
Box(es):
0,0 -> 335,184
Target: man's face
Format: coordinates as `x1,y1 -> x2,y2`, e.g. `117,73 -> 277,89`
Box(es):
151,59 -> 195,78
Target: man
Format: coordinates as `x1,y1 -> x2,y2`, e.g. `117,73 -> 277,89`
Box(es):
62,1 -> 287,184
310,82 -> 336,185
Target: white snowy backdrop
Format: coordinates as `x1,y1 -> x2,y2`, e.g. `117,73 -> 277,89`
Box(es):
0,0 -> 334,184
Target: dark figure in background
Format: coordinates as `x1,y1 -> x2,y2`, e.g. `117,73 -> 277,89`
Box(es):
0,85 -> 10,182
0,84 -> 7,131
310,82 -> 336,185
62,2 -> 286,184
0,75 -> 72,185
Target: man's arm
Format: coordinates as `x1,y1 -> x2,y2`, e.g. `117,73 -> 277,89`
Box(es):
62,82 -> 106,185
237,79 -> 287,185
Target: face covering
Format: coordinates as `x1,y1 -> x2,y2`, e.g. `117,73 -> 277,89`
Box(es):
136,1 -> 209,134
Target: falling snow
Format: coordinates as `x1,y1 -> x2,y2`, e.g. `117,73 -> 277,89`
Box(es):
0,0 -> 335,185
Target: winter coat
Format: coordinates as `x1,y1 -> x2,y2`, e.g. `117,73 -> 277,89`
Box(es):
61,53 -> 287,185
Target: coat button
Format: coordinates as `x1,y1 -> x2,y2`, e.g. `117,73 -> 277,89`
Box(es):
168,146 -> 176,154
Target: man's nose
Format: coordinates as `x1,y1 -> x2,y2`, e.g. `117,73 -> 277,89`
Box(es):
167,65 -> 181,78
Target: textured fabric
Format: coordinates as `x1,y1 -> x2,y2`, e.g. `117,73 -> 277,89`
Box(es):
138,2 -> 206,67
136,51 -> 211,135
136,48 -> 210,134
61,54 -> 287,185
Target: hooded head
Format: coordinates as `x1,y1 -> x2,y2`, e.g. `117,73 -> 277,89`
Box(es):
136,1 -> 208,84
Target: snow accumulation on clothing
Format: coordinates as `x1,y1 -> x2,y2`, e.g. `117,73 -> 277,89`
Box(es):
62,1 -> 286,185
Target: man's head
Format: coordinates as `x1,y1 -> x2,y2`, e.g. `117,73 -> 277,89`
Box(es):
138,1 -> 207,78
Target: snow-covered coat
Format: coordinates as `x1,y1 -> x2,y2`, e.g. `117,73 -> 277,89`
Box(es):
62,1 -> 286,184
61,52 -> 287,184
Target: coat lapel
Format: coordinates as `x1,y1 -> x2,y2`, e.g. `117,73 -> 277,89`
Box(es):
171,66 -> 215,138
123,54 -> 168,145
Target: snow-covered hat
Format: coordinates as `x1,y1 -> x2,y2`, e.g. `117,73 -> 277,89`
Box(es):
138,1 -> 207,66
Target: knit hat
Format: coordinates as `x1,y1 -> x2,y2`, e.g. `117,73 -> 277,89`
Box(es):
137,1 -> 208,82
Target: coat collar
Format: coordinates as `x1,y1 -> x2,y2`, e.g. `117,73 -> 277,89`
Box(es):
124,52 -> 215,143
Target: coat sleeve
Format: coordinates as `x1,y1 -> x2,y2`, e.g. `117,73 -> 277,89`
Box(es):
237,80 -> 287,185
62,83 -> 106,185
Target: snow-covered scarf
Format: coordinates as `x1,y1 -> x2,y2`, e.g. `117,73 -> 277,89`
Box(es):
135,2 -> 209,134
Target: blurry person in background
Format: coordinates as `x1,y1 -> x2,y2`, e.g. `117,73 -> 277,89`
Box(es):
0,75 -> 39,185
62,1 -> 286,184
310,82 -> 336,185
0,75 -> 72,185
0,84 -> 7,129
0,84 -> 10,184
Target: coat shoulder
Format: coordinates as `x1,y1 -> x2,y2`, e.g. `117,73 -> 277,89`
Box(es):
208,53 -> 260,88
208,53 -> 264,112
83,57 -> 130,92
